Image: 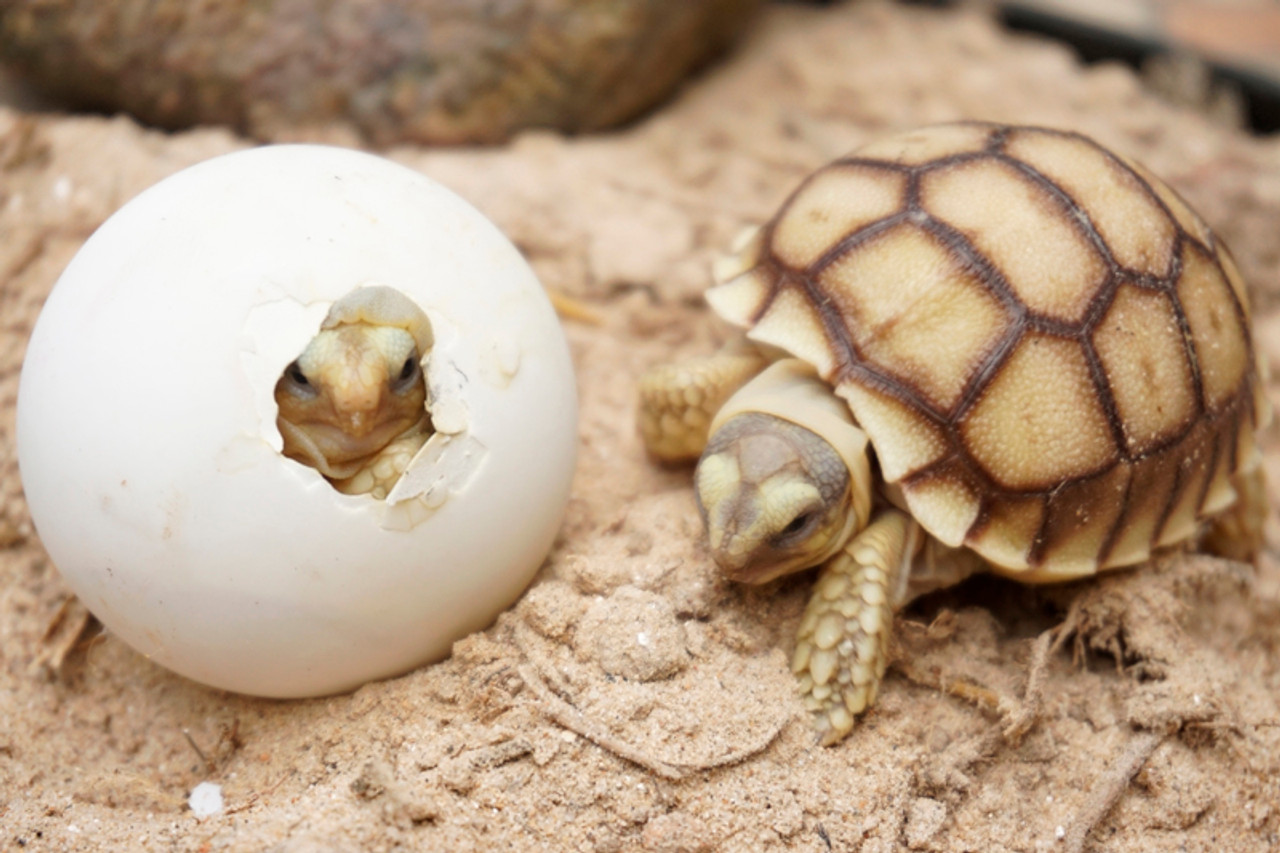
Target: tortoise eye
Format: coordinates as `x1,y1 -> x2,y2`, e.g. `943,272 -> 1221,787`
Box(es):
281,361 -> 317,400
393,353 -> 420,392
778,511 -> 814,540
287,361 -> 310,387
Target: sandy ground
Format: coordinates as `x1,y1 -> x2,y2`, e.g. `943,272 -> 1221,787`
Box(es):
3,3 -> 1280,851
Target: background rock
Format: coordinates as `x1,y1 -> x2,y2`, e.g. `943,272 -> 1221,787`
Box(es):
0,0 -> 761,145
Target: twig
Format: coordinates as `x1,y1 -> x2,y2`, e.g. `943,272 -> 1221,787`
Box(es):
899,613 -> 1086,744
895,658 -> 1004,714
1048,602 -> 1084,657
223,770 -> 292,816
518,664 -> 686,779
684,713 -> 793,774
182,730 -> 212,773
1062,729 -> 1164,853
547,290 -> 605,325
31,596 -> 98,675
1001,628 -> 1055,741
517,663 -> 789,781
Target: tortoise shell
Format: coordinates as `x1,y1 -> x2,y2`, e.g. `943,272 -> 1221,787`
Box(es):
708,122 -> 1265,580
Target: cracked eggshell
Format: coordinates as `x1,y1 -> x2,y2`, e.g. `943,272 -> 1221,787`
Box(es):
16,145 -> 577,697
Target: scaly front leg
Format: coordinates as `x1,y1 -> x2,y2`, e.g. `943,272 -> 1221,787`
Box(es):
793,509 -> 919,745
637,341 -> 767,463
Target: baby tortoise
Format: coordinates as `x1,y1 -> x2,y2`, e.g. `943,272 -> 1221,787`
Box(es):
276,286 -> 433,497
639,122 -> 1268,744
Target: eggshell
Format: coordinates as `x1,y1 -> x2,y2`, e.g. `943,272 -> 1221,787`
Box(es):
17,145 -> 578,697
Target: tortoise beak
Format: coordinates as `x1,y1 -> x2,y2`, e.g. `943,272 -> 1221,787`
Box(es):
705,516 -> 813,585
335,407 -> 374,437
710,545 -> 813,586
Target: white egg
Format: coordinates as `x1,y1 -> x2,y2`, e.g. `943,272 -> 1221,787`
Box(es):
17,145 -> 577,697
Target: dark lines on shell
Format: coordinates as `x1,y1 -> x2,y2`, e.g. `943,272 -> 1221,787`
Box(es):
809,211 -> 912,278
1192,424 -> 1224,524
915,214 -> 1026,321
950,320 -> 1025,424
986,124 -> 1013,150
1212,245 -> 1257,367
796,269 -> 858,372
994,148 -> 1117,266
985,136 -> 1143,459
1167,237 -> 1208,418
1095,467 -> 1136,566
1080,335 -> 1132,460
1152,431 -> 1198,551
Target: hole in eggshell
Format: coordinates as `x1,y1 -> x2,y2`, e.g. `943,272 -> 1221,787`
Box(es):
240,283 -> 491,530
272,285 -> 437,500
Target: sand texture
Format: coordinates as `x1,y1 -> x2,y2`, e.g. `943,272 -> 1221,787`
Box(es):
2,3 -> 1280,851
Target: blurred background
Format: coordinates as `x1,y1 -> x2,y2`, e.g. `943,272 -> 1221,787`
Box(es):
1,0 -> 1277,144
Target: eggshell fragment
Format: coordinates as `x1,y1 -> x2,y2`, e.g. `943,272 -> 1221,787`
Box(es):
17,145 -> 577,697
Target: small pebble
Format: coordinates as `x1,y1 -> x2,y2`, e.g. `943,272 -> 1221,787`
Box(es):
188,782 -> 224,818
519,580 -> 586,641
905,798 -> 947,849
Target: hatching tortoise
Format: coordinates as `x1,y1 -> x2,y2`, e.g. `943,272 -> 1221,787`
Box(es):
638,122 -> 1268,744
275,286 -> 434,498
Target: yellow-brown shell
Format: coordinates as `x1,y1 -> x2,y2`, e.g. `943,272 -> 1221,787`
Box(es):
709,122 -> 1265,579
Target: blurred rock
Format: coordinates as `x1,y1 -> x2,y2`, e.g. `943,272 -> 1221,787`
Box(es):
0,0 -> 762,146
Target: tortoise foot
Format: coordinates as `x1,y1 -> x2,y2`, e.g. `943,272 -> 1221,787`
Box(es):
792,510 -> 915,745
637,342 -> 766,463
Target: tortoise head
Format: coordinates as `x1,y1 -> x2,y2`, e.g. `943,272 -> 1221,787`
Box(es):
275,322 -> 427,480
695,412 -> 860,584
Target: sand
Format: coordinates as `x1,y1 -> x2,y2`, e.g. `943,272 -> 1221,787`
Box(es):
2,3 -> 1279,851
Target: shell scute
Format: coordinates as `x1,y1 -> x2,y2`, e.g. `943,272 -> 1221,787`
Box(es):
1003,129 -> 1177,278
1120,154 -> 1216,250
965,494 -> 1045,571
743,285 -> 840,378
897,462 -> 981,548
1204,426 -> 1241,516
771,165 -> 907,269
1104,453 -> 1179,567
836,383 -> 947,483
851,122 -> 995,166
1035,464 -> 1131,572
1216,245 -> 1253,320
1092,283 -> 1197,456
920,157 -> 1108,324
960,333 -> 1118,491
1156,420 -> 1219,548
1177,243 -> 1250,412
818,222 -> 1013,413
